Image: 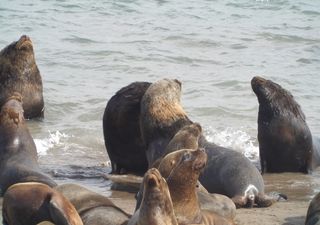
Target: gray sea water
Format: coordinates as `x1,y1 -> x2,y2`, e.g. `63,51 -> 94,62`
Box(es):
0,0 -> 320,203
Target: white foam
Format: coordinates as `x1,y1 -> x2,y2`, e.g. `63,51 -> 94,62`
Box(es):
204,126 -> 259,162
34,131 -> 69,156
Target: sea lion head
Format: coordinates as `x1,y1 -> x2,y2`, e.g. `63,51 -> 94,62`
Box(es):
165,123 -> 202,155
159,148 -> 207,180
141,78 -> 187,126
142,168 -> 171,204
251,76 -> 305,120
140,168 -> 177,225
0,93 -> 24,126
0,35 -> 35,67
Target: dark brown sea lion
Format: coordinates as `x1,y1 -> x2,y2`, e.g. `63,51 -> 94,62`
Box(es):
140,79 -> 192,166
128,168 -> 178,225
103,82 -> 151,175
0,35 -> 44,119
305,192 -> 320,225
55,183 -> 129,225
251,76 -> 313,173
140,78 -> 273,208
2,182 -> 83,225
0,94 -> 56,195
163,148 -> 234,225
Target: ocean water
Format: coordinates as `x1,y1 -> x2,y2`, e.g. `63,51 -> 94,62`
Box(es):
0,0 -> 320,202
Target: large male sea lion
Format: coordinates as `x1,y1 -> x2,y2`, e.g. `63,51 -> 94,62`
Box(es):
0,94 -> 56,195
0,35 -> 44,119
305,192 -> 320,225
128,168 -> 178,225
140,79 -> 192,165
2,182 -> 83,225
161,148 -> 234,225
251,76 -> 313,173
140,78 -> 274,208
55,183 -> 129,225
103,82 -> 151,175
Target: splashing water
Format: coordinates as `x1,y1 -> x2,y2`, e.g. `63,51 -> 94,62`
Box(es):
203,126 -> 259,162
34,131 -> 69,156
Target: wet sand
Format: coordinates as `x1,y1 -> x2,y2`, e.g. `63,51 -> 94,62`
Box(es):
104,171 -> 315,225
110,191 -> 309,225
0,184 -> 311,225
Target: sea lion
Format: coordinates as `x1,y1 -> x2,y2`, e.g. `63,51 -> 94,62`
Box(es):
140,78 -> 192,166
163,148 -> 234,225
55,183 -> 129,225
150,122 -> 202,168
0,35 -> 44,119
128,168 -> 178,225
0,94 -> 56,195
103,82 -> 151,175
251,76 -> 313,173
140,78 -> 273,208
2,182 -> 83,225
305,192 -> 320,225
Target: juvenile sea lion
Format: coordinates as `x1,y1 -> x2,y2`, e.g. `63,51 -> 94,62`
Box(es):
163,148 -> 234,225
0,94 -> 56,195
151,122 -> 202,168
305,192 -> 320,225
103,82 -> 151,175
251,76 -> 313,173
128,168 -> 178,225
55,183 -> 129,225
0,35 -> 44,119
2,182 -> 83,225
140,78 -> 192,166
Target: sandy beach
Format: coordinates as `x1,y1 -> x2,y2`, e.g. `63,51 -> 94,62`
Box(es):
108,188 -> 310,225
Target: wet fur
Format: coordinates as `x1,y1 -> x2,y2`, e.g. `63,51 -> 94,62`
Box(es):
0,35 -> 44,119
140,79 -> 192,165
103,82 -> 151,174
128,168 -> 178,225
55,183 -> 129,225
2,182 -> 83,225
251,76 -> 313,173
0,96 -> 56,195
305,192 -> 320,225
163,149 -> 234,225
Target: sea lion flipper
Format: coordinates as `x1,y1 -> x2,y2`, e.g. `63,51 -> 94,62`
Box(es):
49,194 -> 75,225
255,195 -> 274,208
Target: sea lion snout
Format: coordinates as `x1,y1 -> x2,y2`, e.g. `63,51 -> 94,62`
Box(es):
16,35 -> 33,50
251,76 -> 267,93
145,168 -> 163,188
192,148 -> 207,171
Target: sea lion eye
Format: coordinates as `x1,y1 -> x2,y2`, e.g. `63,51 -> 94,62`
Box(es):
182,152 -> 191,161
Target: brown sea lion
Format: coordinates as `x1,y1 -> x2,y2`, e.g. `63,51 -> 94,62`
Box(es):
103,82 -> 151,175
0,35 -> 44,119
55,183 -> 129,225
163,148 -> 234,225
2,182 -> 83,225
0,94 -> 56,195
150,122 -> 202,169
140,78 -> 273,208
140,78 -> 192,166
305,192 -> 320,225
251,76 -> 313,173
128,168 -> 178,225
